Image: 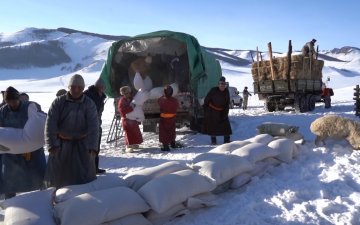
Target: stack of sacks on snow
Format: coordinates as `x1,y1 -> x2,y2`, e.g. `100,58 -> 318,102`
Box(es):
53,174 -> 152,225
256,122 -> 304,143
124,161 -> 217,225
189,134 -> 299,191
0,102 -> 46,153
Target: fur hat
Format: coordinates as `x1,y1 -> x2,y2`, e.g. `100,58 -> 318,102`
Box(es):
164,85 -> 173,97
4,86 -> 20,101
219,76 -> 226,82
69,74 -> 85,87
95,78 -> 105,87
120,86 -> 131,95
56,89 -> 67,97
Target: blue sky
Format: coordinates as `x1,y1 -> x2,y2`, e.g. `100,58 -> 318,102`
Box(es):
1,0 -> 359,52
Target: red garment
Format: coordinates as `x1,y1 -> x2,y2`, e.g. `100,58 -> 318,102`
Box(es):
118,97 -> 143,145
322,88 -> 330,97
158,96 -> 179,145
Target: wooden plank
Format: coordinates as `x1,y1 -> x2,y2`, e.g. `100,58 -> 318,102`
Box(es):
256,47 -> 260,82
287,40 -> 292,91
268,42 -> 275,80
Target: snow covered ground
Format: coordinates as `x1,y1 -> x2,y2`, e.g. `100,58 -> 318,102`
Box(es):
1,29 -> 360,225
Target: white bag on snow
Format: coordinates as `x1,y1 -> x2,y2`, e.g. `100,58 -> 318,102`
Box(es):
268,138 -> 297,163
257,122 -> 299,136
231,142 -> 279,163
124,161 -> 188,191
138,169 -> 216,214
190,154 -> 253,186
245,134 -> 274,145
102,214 -> 153,225
208,140 -> 251,154
54,186 -> 150,225
1,188 -> 56,225
55,174 -> 128,203
145,204 -> 189,225
0,103 -> 46,154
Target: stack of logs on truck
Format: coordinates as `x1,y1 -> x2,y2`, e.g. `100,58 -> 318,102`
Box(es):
252,41 -> 325,112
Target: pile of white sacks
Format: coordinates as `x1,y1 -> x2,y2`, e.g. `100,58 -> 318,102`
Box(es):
0,130 -> 302,225
126,72 -> 179,122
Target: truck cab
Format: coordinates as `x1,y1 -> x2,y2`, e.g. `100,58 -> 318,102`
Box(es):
228,86 -> 243,108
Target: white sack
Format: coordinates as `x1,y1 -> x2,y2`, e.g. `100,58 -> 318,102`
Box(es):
149,87 -> 164,99
132,90 -> 150,106
185,192 -> 218,209
102,214 -> 153,225
257,122 -> 299,136
54,186 -> 150,225
191,152 -> 227,164
231,142 -> 279,163
143,76 -> 153,91
124,161 -> 188,191
138,169 -> 216,214
191,154 -> 253,185
0,103 -> 46,154
1,188 -> 56,225
230,173 -> 252,189
249,161 -> 272,177
170,83 -> 179,96
126,105 -> 145,122
145,204 -> 189,225
55,174 -> 127,203
208,140 -> 251,154
268,138 -> 297,163
133,72 -> 144,91
245,134 -> 274,145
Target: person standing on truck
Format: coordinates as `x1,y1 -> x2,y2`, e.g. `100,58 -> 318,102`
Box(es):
158,85 -> 182,151
84,78 -> 107,174
118,86 -> 143,153
242,86 -> 252,110
202,76 -> 232,145
302,39 -> 317,59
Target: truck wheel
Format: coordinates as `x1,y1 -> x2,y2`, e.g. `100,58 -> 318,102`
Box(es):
295,95 -> 308,113
143,123 -> 157,133
229,101 -> 234,109
265,100 -> 276,112
307,95 -> 316,111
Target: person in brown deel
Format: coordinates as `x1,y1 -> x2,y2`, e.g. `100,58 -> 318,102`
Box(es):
118,86 -> 143,153
202,76 -> 232,145
158,85 -> 182,151
302,38 -> 317,58
44,74 -> 99,188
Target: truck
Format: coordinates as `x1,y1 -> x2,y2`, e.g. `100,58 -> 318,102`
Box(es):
100,30 -> 222,132
252,42 -> 325,113
228,86 -> 243,108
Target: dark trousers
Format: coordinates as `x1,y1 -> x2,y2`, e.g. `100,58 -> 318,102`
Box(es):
0,155 -> 3,194
95,127 -> 102,169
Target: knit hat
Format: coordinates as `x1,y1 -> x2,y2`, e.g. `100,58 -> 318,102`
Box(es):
219,76 -> 226,82
4,86 -> 20,101
164,85 -> 173,97
120,86 -> 131,95
69,74 -> 85,87
56,89 -> 67,97
95,78 -> 105,87
312,38 -> 317,43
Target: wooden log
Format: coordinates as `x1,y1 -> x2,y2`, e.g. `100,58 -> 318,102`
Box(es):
256,47 -> 260,82
268,42 -> 275,80
287,40 -> 292,91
